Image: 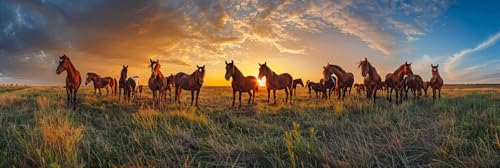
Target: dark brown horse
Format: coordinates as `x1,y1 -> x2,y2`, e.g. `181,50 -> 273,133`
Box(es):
124,77 -> 137,103
354,83 -> 365,95
404,75 -> 424,100
258,62 -> 293,104
292,78 -> 304,96
384,62 -> 413,104
358,58 -> 383,103
118,65 -> 128,101
85,72 -> 117,96
430,64 -> 443,102
56,54 -> 81,110
175,65 -> 205,106
161,74 -> 175,102
422,81 -> 430,97
148,59 -> 167,106
225,60 -> 259,108
321,76 -> 336,99
323,64 -> 354,100
306,80 -> 324,99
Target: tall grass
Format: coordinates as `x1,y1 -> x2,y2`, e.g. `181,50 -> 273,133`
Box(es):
0,86 -> 499,167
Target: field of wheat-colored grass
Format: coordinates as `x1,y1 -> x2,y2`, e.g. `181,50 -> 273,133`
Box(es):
0,85 -> 499,167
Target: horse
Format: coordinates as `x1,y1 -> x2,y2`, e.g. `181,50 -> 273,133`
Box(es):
430,64 -> 443,102
422,81 -> 430,97
292,78 -> 304,96
137,85 -> 143,98
258,62 -> 293,104
118,65 -> 128,101
85,72 -> 117,96
358,58 -> 383,103
404,75 -> 424,100
148,59 -> 167,106
160,74 -> 175,102
124,77 -> 137,103
306,80 -> 325,99
225,60 -> 259,108
354,83 -> 365,95
384,62 -> 413,104
56,54 -> 81,110
323,64 -> 354,100
321,76 -> 336,99
175,65 -> 205,106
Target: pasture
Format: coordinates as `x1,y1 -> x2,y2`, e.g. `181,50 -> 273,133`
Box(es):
0,85 -> 499,167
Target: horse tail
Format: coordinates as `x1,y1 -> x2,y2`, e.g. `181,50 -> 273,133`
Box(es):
113,78 -> 118,96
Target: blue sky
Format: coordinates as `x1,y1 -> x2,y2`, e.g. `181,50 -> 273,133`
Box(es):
0,0 -> 499,85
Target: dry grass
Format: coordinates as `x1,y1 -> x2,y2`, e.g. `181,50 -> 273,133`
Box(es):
39,116 -> 83,153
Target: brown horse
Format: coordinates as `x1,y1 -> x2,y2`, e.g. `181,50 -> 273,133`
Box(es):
354,83 -> 365,95
384,62 -> 413,104
258,62 -> 293,104
404,75 -> 424,100
430,64 -> 443,102
323,64 -> 354,100
422,81 -> 430,97
160,74 -> 175,102
148,59 -> 167,106
124,77 -> 137,103
175,65 -> 205,106
56,54 -> 81,110
85,73 -> 117,96
137,85 -> 143,98
292,78 -> 304,96
358,58 -> 383,103
225,60 -> 259,108
118,65 -> 128,101
306,80 -> 324,99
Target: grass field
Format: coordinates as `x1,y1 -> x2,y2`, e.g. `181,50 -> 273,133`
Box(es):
0,85 -> 499,167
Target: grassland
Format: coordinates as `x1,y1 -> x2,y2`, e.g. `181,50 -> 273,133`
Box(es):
0,85 -> 499,167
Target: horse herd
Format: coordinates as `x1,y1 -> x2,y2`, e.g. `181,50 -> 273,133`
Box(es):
56,55 -> 444,110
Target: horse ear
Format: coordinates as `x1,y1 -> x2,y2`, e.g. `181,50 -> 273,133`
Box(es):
231,60 -> 233,64
431,64 -> 433,67
264,62 -> 266,65
258,63 -> 262,66
197,65 -> 200,68
364,57 -> 367,61
436,64 -> 439,67
125,65 -> 128,68
405,61 -> 408,65
156,59 -> 159,63
225,61 -> 228,65
150,59 -> 153,63
202,65 -> 205,68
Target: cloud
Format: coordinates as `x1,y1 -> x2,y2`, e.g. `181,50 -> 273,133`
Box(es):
445,32 -> 500,79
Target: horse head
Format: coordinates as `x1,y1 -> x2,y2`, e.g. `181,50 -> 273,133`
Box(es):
150,59 -> 160,77
196,65 -> 205,85
56,54 -> 69,74
225,60 -> 234,81
359,57 -> 370,77
431,64 -> 439,76
258,62 -> 268,80
402,61 -> 413,77
85,72 -> 95,85
121,65 -> 128,79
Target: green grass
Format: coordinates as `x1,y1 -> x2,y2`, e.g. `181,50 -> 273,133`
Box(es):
0,85 -> 499,167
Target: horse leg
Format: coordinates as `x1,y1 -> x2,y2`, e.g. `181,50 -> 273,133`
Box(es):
247,92 -> 252,105
232,90 -> 236,107
432,88 -> 436,102
252,89 -> 256,104
72,89 -> 78,110
239,91 -> 242,109
267,89 -> 271,104
106,87 -> 109,96
190,90 -> 194,106
373,89 -> 377,103
196,90 -> 200,106
66,87 -> 71,106
285,88 -> 289,103
178,89 -> 182,104
273,89 -> 277,104
438,88 -> 441,99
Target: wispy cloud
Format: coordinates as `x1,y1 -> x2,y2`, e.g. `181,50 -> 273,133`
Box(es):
445,32 -> 500,79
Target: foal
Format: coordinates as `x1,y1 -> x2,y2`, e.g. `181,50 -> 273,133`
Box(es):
354,84 -> 365,95
225,60 -> 259,108
85,72 -> 117,96
306,80 -> 325,99
358,58 -> 383,103
175,65 -> 205,106
429,64 -> 443,102
292,78 -> 304,96
404,75 -> 424,100
422,81 -> 430,97
56,54 -> 81,110
258,62 -> 293,104
161,74 -> 175,102
384,62 -> 413,104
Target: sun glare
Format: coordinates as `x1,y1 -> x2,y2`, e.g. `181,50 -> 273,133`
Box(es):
253,72 -> 266,86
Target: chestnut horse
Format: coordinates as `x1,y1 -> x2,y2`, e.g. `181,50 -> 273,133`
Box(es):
306,80 -> 324,99
358,58 -> 383,103
404,75 -> 424,100
148,59 -> 167,106
292,78 -> 304,96
161,74 -> 175,102
422,81 -> 430,97
430,64 -> 443,102
323,64 -> 354,100
384,62 -> 413,104
85,72 -> 117,96
56,54 -> 81,110
175,65 -> 205,106
258,62 -> 293,104
225,60 -> 259,108
118,65 -> 128,101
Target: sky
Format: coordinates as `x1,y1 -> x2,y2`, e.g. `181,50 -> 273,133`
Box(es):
0,0 -> 499,86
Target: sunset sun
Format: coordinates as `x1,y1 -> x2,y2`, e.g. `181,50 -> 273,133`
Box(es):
253,72 -> 266,86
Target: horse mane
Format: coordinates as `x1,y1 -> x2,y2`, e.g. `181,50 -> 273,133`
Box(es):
87,72 -> 100,78
329,64 -> 346,73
